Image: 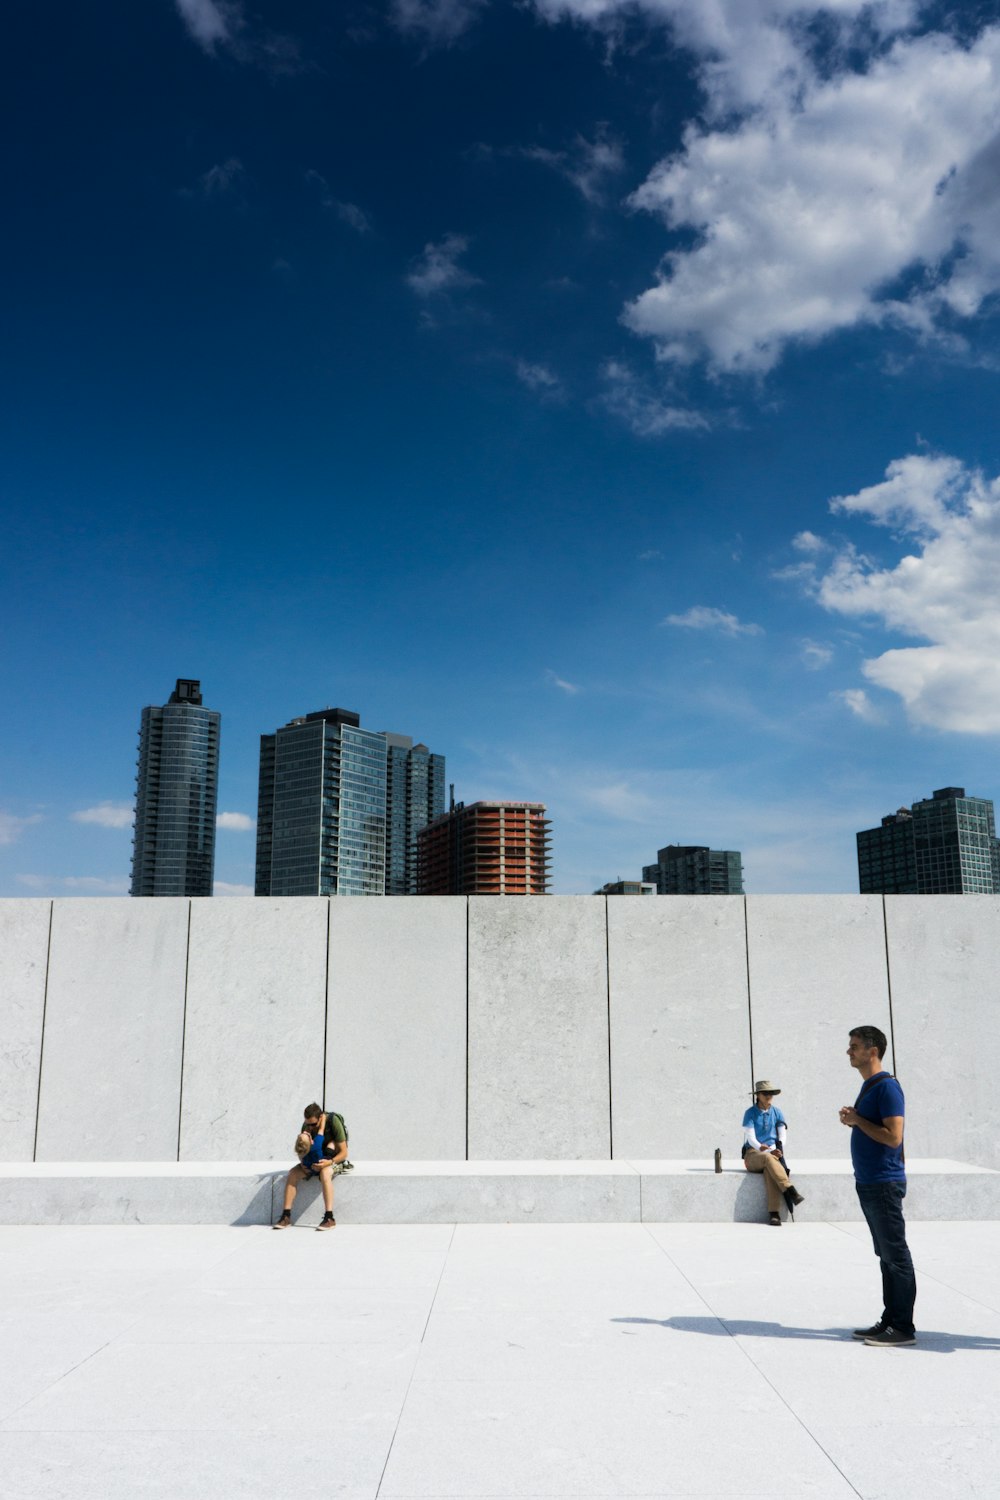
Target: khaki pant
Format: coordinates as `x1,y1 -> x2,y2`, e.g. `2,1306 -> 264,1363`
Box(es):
744,1149 -> 792,1212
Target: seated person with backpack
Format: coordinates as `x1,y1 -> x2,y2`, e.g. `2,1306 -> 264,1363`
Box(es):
274,1102 -> 350,1232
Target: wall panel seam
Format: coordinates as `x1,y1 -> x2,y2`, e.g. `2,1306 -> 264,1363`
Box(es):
465,897 -> 470,1162
882,894 -> 899,1075
323,898 -> 331,1108
31,901 -> 55,1162
176,900 -> 193,1162
605,897 -> 613,1161
743,896 -> 755,1095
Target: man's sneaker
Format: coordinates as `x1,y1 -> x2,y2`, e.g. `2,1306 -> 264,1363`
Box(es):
785,1186 -> 805,1207
272,1213 -> 292,1231
852,1319 -> 887,1341
864,1325 -> 915,1347
316,1214 -> 336,1231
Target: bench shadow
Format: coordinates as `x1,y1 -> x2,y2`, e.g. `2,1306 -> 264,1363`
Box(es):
612,1315 -> 1000,1354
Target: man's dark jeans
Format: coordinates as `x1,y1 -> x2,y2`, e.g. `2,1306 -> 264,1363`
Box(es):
856,1180 -> 916,1334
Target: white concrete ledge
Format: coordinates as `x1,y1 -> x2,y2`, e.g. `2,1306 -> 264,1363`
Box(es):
1,1158 -> 997,1226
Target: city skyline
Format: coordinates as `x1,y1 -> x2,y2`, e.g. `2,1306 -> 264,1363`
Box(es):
5,3 -> 1000,898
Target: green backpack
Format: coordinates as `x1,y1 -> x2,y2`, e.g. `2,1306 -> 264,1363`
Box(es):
323,1109 -> 353,1170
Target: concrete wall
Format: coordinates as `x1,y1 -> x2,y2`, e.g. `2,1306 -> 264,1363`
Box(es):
1,896 -> 996,1166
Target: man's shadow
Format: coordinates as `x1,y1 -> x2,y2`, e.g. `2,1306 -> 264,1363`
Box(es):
612,1316 -> 1000,1354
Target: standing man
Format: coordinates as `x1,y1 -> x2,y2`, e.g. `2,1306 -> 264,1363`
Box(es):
840,1026 -> 916,1347
742,1080 -> 805,1226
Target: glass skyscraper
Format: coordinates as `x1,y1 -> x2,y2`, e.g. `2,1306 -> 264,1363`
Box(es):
130,678 -> 220,897
858,786 -> 1000,894
255,709 -> 443,896
385,734 -> 446,895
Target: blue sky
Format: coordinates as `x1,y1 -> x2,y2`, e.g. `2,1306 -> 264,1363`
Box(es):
4,0 -> 1000,897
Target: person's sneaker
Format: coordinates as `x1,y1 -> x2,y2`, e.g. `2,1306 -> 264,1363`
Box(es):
785,1186 -> 805,1207
852,1319 -> 887,1340
864,1325 -> 915,1347
272,1213 -> 292,1231
316,1214 -> 336,1231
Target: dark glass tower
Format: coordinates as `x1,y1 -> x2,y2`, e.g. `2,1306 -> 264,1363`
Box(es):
255,711 -> 445,896
858,787 -> 1000,894
642,845 -> 744,894
255,709 -> 388,897
130,678 -> 220,897
384,734 -> 446,895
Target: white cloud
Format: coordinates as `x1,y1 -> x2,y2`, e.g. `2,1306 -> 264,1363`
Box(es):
305,172 -> 372,234
836,688 -> 885,724
335,201 -> 372,235
17,874 -> 129,895
600,360 -> 708,436
535,2 -> 918,114
663,605 -> 763,636
637,549 -> 664,561
545,669 -> 580,695
175,0 -> 235,52
391,0 -> 487,46
71,803 -> 133,829
0,811 -> 43,846
214,881 -> 255,897
174,0 -> 300,71
62,876 -> 130,893
627,28 -> 1000,372
216,811 -> 255,831
582,780 -> 658,822
800,639 -> 834,669
792,530 -> 827,554
522,125 -> 626,206
516,360 -> 563,397
406,234 -> 481,297
535,4 -> 1000,374
805,453 -> 1000,733
197,159 -> 246,199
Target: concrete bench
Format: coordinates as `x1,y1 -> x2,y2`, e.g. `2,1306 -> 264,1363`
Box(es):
2,1159 -> 998,1226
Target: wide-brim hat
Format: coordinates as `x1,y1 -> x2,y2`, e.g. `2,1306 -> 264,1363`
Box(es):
752,1080 -> 781,1096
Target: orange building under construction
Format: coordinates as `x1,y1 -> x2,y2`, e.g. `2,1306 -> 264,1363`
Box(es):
416,799 -> 551,895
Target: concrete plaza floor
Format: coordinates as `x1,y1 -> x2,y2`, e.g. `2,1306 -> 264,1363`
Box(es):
1,1220 -> 998,1499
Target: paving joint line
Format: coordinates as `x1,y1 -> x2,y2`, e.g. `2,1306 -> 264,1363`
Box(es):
827,1219 -> 1000,1317
374,1221 -> 457,1498
640,1223 -> 865,1500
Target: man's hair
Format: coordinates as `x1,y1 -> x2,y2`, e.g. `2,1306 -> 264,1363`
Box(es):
850,1025 -> 887,1059
302,1101 -> 322,1119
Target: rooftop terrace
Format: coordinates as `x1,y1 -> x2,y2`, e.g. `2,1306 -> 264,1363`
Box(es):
2,1219 -> 997,1498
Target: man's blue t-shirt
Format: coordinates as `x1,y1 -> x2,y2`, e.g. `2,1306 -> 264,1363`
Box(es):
742,1104 -> 786,1148
851,1072 -> 906,1184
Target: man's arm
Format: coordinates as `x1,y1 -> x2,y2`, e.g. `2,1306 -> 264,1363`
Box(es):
839,1108 -> 904,1148
323,1128 -> 349,1164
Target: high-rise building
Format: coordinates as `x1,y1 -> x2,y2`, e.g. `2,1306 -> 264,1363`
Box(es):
254,709 -> 445,896
642,844 -> 744,895
857,786 -> 1000,894
384,734 -> 446,895
417,800 -> 551,895
130,678 -> 220,897
855,808 -> 917,894
255,709 -> 387,897
594,880 -> 656,896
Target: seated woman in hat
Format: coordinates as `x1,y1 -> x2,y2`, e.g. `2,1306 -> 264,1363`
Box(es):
742,1081 -> 805,1226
